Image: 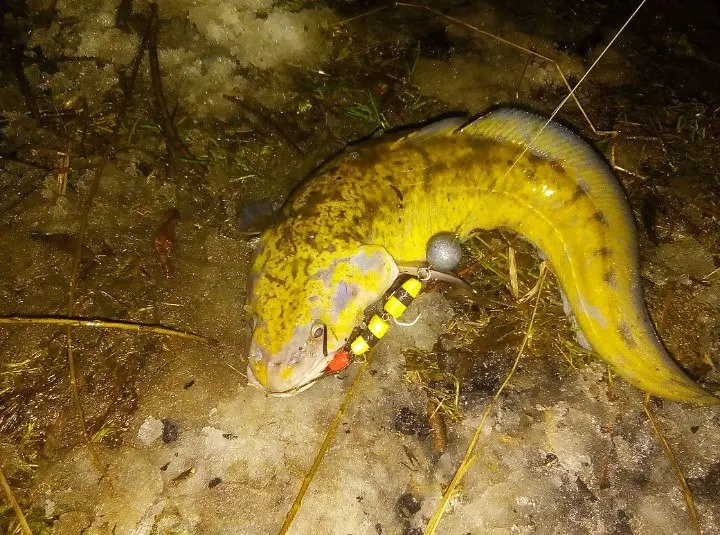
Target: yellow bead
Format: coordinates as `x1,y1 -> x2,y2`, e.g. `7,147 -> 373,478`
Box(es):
402,277 -> 423,298
383,295 -> 407,318
350,336 -> 370,355
368,315 -> 390,339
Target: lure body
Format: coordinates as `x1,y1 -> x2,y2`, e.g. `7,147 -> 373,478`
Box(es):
247,108 -> 717,404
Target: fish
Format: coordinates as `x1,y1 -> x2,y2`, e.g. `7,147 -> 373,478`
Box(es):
245,107 -> 718,405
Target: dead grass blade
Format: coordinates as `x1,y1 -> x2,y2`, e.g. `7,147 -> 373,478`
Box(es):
0,316 -> 217,345
0,466 -> 33,535
424,264 -> 547,535
277,361 -> 372,535
643,394 -> 701,535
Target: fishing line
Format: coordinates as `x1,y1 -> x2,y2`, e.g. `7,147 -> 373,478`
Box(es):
501,0 -> 647,180
456,0 -> 647,232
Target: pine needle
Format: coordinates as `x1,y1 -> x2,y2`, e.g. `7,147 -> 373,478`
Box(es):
0,316 -> 217,345
424,262 -> 547,535
277,360 -> 372,535
643,394 -> 701,535
0,466 -> 33,535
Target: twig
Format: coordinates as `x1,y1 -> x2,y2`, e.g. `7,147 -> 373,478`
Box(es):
643,394 -> 701,535
329,5 -> 390,28
147,3 -> 193,159
0,466 -> 33,535
223,94 -> 305,157
424,263 -> 547,535
63,3 -> 154,470
277,361 -> 372,535
123,4 -> 154,100
11,47 -> 42,123
0,316 -> 218,345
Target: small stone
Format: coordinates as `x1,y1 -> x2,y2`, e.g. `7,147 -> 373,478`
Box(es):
161,418 -> 179,443
395,492 -> 422,519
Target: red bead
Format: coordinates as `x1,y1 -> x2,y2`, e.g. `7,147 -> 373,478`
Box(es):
326,350 -> 350,372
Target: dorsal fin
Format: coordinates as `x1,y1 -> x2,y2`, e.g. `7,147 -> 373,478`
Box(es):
460,107 -> 604,170
405,117 -> 468,141
460,108 -> 626,208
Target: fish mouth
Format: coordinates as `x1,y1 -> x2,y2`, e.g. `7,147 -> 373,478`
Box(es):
246,352 -> 335,397
263,378 -> 323,397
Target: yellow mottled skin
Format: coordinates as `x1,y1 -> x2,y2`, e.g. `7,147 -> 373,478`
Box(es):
247,108 -> 718,404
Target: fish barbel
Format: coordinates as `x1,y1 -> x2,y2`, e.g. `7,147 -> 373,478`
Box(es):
246,107 -> 718,404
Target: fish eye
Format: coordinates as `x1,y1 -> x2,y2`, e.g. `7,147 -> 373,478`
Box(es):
311,323 -> 325,338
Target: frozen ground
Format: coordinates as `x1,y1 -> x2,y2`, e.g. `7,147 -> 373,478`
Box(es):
1,0 -> 720,534
32,290 -> 720,535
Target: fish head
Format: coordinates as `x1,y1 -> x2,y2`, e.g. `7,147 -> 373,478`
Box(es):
246,242 -> 398,396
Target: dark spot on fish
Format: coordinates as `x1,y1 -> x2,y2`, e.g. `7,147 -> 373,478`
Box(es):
266,274 -> 287,287
592,211 -> 608,225
594,247 -> 611,258
550,160 -> 565,173
604,270 -> 617,288
527,152 -> 543,166
507,159 -> 513,166
618,321 -> 637,348
572,184 -> 588,202
208,477 -> 222,488
389,184 -> 403,202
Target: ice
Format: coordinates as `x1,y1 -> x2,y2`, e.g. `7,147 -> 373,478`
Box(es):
138,417 -> 164,444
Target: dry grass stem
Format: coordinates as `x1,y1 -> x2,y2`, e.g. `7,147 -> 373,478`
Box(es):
423,265 -> 547,535
643,394 -> 701,535
0,466 -> 33,535
277,361 -> 373,535
0,316 -> 218,345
